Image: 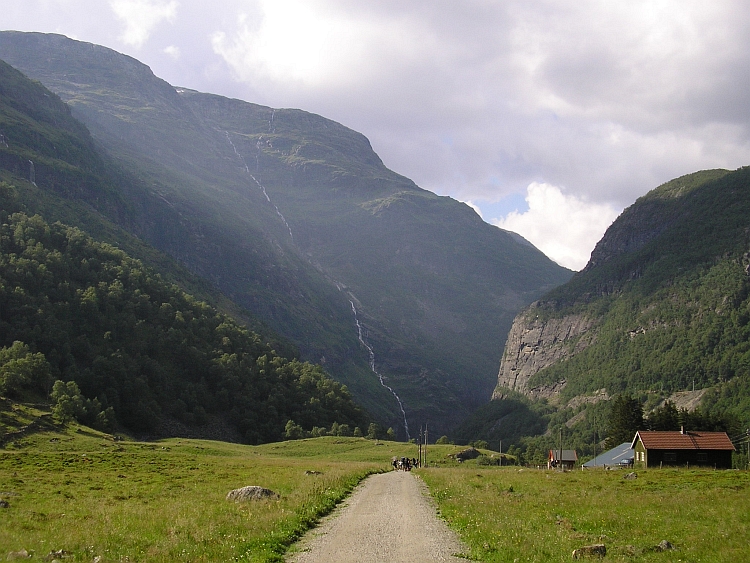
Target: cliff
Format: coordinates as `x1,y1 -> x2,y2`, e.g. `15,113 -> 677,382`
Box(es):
492,306 -> 596,401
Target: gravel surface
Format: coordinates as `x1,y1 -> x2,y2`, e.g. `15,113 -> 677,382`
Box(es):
286,470 -> 470,563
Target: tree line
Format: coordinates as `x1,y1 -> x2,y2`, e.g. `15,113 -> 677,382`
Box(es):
0,201 -> 369,442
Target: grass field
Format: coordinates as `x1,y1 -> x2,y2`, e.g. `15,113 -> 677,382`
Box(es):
2,415 -> 749,563
0,421 -> 419,562
420,464 -> 750,563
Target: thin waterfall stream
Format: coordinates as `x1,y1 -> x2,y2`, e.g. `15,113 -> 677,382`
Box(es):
348,298 -> 410,439
225,114 -> 409,438
224,130 -> 293,241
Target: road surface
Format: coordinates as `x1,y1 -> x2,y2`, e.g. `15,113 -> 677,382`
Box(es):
286,470 -> 469,562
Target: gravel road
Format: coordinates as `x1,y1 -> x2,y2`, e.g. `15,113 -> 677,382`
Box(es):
286,470 -> 469,563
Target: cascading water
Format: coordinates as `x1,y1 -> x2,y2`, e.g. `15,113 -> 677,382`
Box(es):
348,298 -> 410,440
28,159 -> 36,186
224,129 -> 293,241
225,118 -> 410,438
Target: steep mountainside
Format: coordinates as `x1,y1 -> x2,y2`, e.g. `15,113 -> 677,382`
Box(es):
469,168 -> 750,450
0,32 -> 572,436
0,60 -> 368,441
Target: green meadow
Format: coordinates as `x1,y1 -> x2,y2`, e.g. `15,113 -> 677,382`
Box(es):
421,465 -> 750,563
2,420 -> 749,562
0,424 -> 414,562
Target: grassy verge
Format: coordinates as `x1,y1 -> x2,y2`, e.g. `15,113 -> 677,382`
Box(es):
420,464 -> 750,562
0,419 -> 419,562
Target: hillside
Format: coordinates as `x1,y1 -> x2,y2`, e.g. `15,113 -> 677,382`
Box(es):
0,197 -> 368,441
0,57 -> 371,441
459,168 -> 750,451
0,31 -> 572,436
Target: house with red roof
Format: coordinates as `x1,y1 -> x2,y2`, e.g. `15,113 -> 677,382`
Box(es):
631,429 -> 735,469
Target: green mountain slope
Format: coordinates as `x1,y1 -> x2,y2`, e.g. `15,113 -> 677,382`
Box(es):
460,167 -> 750,452
0,58 -> 368,441
0,32 -> 572,436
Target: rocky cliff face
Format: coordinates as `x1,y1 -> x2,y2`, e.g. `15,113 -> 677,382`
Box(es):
492,305 -> 596,401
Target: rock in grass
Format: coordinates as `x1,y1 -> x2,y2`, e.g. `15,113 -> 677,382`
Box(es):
572,544 -> 606,559
655,540 -> 673,552
7,550 -> 31,560
226,486 -> 278,502
454,447 -> 481,461
0,500 -> 9,508
624,472 -> 637,480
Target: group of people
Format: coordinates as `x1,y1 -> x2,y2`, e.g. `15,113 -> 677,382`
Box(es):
392,457 -> 419,471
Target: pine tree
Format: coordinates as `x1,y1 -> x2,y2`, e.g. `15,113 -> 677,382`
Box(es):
606,394 -> 643,448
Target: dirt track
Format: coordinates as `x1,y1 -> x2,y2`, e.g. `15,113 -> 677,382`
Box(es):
286,470 -> 469,562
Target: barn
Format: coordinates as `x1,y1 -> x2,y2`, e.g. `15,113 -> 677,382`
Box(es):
631,429 -> 735,469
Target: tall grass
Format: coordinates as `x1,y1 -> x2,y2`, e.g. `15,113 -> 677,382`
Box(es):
0,429 -> 417,562
420,464 -> 750,563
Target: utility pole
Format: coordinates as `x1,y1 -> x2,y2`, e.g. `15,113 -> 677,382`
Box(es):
594,418 -> 596,467
418,426 -> 422,467
424,423 -> 428,468
559,427 -> 563,470
499,440 -> 502,467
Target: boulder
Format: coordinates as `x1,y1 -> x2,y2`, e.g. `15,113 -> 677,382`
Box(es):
455,447 -> 481,461
226,486 -> 278,502
572,544 -> 606,559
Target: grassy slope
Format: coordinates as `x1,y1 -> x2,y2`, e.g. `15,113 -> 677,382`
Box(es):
0,407 -> 415,563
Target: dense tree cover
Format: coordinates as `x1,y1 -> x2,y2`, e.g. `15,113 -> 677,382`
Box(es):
605,394 -> 644,449
526,169 -> 750,424
0,208 -> 369,442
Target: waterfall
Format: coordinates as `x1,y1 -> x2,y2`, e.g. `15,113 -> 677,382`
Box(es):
224,129 -> 293,241
348,298 -> 410,440
28,160 -> 36,186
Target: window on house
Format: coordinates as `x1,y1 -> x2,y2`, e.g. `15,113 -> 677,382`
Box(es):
697,452 -> 707,462
664,452 -> 676,462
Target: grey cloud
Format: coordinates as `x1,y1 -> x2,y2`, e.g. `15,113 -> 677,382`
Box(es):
3,0 -> 750,254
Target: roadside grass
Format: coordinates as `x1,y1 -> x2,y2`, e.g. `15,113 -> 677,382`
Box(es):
420,464 -> 750,563
0,422 -> 419,563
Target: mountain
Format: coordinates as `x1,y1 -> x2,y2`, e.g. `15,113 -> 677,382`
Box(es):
0,31 -> 572,436
0,57 -> 369,441
459,168 -> 750,451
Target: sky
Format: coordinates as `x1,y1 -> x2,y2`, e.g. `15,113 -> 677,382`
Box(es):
3,1 -> 750,270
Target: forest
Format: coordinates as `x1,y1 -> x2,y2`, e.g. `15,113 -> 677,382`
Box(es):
0,184 -> 369,442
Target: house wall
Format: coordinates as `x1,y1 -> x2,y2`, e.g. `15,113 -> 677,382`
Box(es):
644,449 -> 732,469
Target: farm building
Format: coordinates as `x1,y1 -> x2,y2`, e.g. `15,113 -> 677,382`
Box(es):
582,442 -> 632,468
548,449 -> 577,470
631,430 -> 735,469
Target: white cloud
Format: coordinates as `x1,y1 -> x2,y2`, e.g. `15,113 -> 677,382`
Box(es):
210,0 -> 425,88
492,183 -> 620,271
163,44 -> 180,58
3,1 -> 750,250
110,0 -> 179,48
463,200 -> 484,220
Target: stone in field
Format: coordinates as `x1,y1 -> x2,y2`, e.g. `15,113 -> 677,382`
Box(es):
572,544 -> 606,559
226,486 -> 278,502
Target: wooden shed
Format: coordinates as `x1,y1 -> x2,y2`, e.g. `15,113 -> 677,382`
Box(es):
548,449 -> 577,470
631,430 -> 735,469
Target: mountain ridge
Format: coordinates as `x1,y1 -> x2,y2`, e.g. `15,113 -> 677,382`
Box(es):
0,31 -> 573,436
459,167 -> 750,453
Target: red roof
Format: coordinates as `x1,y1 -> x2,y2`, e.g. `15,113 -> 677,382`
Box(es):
632,431 -> 735,451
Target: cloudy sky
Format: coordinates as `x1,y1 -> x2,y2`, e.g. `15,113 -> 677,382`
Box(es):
3,1 -> 750,269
